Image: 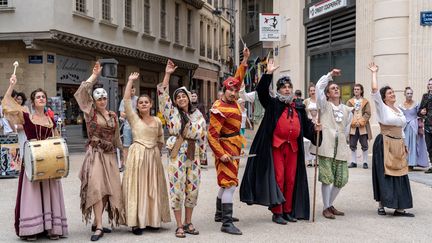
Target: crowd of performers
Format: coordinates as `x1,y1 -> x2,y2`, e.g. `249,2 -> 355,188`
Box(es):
2,48 -> 430,241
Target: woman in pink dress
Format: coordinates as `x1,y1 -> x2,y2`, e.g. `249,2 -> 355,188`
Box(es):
2,74 -> 68,241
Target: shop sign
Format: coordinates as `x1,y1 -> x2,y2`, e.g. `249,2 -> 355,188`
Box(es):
420,11 -> 432,26
28,55 -> 43,64
259,13 -> 281,41
309,0 -> 347,19
57,55 -> 91,85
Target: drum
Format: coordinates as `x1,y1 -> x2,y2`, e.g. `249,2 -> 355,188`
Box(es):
24,137 -> 69,182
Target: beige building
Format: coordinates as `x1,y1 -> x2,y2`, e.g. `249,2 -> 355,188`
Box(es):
0,0 -> 206,124
274,0 -> 432,129
193,0 -> 237,113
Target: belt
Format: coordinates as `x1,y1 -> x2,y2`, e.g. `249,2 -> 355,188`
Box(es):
220,132 -> 240,138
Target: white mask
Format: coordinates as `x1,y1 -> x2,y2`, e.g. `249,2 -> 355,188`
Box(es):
93,88 -> 108,100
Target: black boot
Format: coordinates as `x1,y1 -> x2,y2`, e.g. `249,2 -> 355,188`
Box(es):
221,203 -> 242,235
215,198 -> 239,222
272,214 -> 288,225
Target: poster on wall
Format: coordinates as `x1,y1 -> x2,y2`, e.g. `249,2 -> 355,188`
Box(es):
57,55 -> 91,85
259,13 -> 281,42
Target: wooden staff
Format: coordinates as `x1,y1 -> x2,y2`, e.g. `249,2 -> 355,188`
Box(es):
312,109 -> 320,222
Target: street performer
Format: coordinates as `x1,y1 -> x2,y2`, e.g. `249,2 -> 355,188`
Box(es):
240,59 -> 322,224
208,48 -> 249,235
316,68 -> 353,220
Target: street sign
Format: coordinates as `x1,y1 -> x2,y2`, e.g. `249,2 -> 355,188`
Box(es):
259,13 -> 281,42
28,55 -> 43,64
420,11 -> 432,26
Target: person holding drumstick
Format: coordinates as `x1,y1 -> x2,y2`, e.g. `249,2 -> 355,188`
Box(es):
74,62 -> 124,241
2,74 -> 68,241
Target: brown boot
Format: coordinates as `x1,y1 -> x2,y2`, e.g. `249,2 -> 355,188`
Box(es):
329,206 -> 345,216
322,208 -> 335,219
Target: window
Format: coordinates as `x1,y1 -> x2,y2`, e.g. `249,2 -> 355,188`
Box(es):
213,28 -> 218,60
75,0 -> 86,13
144,0 -> 150,34
226,30 -> 230,59
125,0 -> 132,28
0,0 -> 8,6
207,0 -> 212,5
200,21 -> 205,56
175,3 -> 180,43
207,25 -> 211,58
102,0 -> 111,21
160,0 -> 167,39
214,0 -> 218,10
187,10 -> 192,47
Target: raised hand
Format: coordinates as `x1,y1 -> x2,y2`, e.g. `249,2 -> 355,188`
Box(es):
165,59 -> 178,74
368,62 -> 378,73
266,58 -> 280,74
243,47 -> 250,62
128,72 -> 140,81
9,74 -> 17,86
330,69 -> 342,77
92,62 -> 103,76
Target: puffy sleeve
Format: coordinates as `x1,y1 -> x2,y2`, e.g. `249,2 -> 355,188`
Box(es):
208,103 -> 226,159
156,117 -> 164,145
124,99 -> 139,129
371,91 -> 385,123
234,64 -> 247,85
1,95 -> 25,125
74,80 -> 96,119
157,83 -> 180,135
197,114 -> 208,163
316,72 -> 332,111
239,89 -> 256,103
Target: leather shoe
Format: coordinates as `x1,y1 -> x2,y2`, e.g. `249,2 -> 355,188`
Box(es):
282,213 -> 297,222
322,208 -> 335,219
90,228 -> 104,241
91,225 -> 112,233
132,227 -> 144,235
425,168 -> 432,174
393,210 -> 415,217
348,162 -> 357,168
272,214 -> 288,225
363,163 -> 368,169
377,207 -> 386,215
329,206 -> 344,216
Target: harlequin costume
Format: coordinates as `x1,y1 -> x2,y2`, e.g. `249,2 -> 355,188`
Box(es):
208,64 -> 246,235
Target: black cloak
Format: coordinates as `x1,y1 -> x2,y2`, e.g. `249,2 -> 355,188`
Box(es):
239,74 -> 321,220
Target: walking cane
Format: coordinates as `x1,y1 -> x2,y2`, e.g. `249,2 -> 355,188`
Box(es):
312,109 -> 320,222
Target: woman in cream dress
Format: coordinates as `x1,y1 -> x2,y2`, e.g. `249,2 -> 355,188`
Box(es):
122,72 -> 170,235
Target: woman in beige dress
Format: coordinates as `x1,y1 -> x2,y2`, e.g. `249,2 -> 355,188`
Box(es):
74,62 -> 124,241
122,72 -> 170,235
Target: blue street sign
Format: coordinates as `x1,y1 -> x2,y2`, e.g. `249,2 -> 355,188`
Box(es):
420,11 -> 432,26
28,55 -> 43,64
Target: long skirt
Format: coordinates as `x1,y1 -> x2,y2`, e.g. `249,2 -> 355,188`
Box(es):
404,125 -> 429,167
122,143 -> 170,228
14,168 -> 68,237
372,134 -> 413,209
80,146 -> 124,225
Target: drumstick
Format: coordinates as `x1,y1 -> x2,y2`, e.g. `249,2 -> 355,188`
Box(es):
13,61 -> 19,75
239,36 -> 247,49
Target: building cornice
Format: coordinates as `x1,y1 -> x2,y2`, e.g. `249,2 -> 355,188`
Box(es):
183,0 -> 205,9
48,30 -> 198,70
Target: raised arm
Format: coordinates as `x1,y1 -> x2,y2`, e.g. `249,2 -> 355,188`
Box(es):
315,69 -> 340,110
157,59 -> 179,124
368,63 -> 379,94
74,62 -> 102,116
233,48 -> 251,86
1,74 -> 26,124
256,58 -> 279,108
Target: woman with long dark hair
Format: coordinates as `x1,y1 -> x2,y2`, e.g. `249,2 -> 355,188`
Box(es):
3,75 -> 68,241
157,59 -> 207,238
